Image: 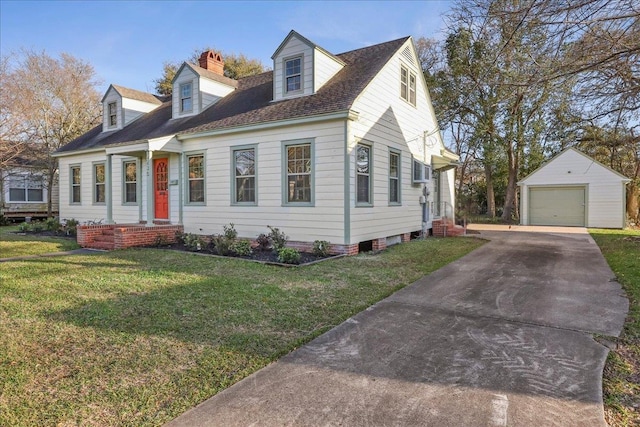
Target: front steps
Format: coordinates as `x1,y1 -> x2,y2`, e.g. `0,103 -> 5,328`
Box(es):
77,224 -> 184,250
432,218 -> 466,237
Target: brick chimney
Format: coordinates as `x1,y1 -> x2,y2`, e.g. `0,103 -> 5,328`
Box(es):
199,50 -> 224,75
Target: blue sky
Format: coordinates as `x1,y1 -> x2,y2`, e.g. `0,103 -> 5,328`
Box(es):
1,0 -> 452,94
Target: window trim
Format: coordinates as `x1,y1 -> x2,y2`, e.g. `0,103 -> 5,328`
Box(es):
283,55 -> 303,95
6,173 -> 45,203
179,82 -> 193,113
122,159 -> 139,205
282,138 -> 314,207
107,101 -> 118,128
70,164 -> 81,205
231,144 -> 258,206
400,64 -> 417,107
355,142 -> 373,207
389,149 -> 401,206
185,151 -> 206,205
93,161 -> 106,205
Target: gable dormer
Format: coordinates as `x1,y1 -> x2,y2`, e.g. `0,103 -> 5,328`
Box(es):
171,51 -> 238,119
101,84 -> 162,132
271,30 -> 345,102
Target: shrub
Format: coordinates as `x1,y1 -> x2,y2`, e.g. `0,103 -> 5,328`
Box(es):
45,217 -> 62,233
231,240 -> 252,256
62,218 -> 79,236
268,226 -> 288,250
153,234 -> 170,247
174,231 -> 186,244
30,221 -> 45,232
277,247 -> 300,264
183,233 -> 206,251
210,234 -> 232,255
256,233 -> 271,251
312,240 -> 331,257
0,215 -> 10,226
17,222 -> 31,232
223,223 -> 238,240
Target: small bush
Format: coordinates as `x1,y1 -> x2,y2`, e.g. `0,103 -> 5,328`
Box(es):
268,226 -> 288,250
223,223 -> 238,240
175,231 -> 186,244
277,247 -> 300,264
210,234 -> 232,255
62,218 -> 79,236
231,240 -> 252,256
153,234 -> 170,247
17,222 -> 31,232
183,233 -> 206,251
30,221 -> 45,232
312,240 -> 331,257
0,215 -> 10,226
45,217 -> 62,233
256,233 -> 271,251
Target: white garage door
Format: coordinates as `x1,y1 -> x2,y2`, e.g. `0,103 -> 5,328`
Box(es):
529,186 -> 586,226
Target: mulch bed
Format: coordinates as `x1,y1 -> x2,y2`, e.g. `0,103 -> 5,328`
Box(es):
151,242 -> 339,266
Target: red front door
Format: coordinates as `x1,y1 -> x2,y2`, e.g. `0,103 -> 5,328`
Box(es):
154,158 -> 169,219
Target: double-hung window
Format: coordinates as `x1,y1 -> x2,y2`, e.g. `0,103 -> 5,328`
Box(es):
400,65 -> 416,106
108,102 -> 117,127
356,144 -> 372,205
123,160 -> 137,204
233,147 -> 256,204
285,57 -> 302,93
187,154 -> 205,203
180,82 -> 192,113
70,166 -> 81,204
284,142 -> 312,204
389,150 -> 400,204
94,163 -> 106,204
8,174 -> 44,202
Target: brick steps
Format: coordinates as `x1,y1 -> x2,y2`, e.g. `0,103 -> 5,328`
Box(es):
432,219 -> 466,237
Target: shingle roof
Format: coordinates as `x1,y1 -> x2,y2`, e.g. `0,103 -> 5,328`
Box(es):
108,84 -> 163,105
57,36 -> 409,154
185,63 -> 239,88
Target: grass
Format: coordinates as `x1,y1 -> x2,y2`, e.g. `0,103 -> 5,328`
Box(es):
0,225 -> 80,258
590,228 -> 640,427
0,230 -> 484,426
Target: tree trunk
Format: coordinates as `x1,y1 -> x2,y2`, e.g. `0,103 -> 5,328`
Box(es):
485,163 -> 496,218
502,143 -> 518,222
627,182 -> 639,224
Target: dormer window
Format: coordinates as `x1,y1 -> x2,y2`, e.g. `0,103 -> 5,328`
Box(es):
180,82 -> 193,113
108,102 -> 117,127
400,65 -> 416,106
285,57 -> 302,93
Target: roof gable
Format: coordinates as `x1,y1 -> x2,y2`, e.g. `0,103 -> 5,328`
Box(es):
519,147 -> 631,184
100,84 -> 162,104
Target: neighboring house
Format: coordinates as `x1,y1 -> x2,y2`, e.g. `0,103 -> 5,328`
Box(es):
0,158 -> 58,221
54,30 -> 459,253
519,147 -> 630,228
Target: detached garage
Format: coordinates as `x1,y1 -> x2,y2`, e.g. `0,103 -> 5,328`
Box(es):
519,148 -> 630,229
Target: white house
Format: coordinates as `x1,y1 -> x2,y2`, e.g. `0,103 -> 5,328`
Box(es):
54,30 -> 459,253
518,148 -> 630,228
0,157 -> 58,221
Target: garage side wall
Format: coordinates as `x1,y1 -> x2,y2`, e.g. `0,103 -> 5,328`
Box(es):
520,149 -> 626,228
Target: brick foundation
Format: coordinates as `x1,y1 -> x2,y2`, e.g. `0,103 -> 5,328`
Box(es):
77,224 -> 183,250
372,237 -> 387,251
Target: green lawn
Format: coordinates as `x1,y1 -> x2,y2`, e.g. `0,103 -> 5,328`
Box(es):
0,233 -> 484,426
590,228 -> 640,427
0,225 -> 80,258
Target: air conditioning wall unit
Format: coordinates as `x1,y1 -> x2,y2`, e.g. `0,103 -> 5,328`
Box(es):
412,158 -> 431,184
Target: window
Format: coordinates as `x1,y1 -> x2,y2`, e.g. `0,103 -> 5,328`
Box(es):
94,163 -> 105,204
108,102 -> 117,127
389,151 -> 400,204
356,144 -> 371,205
187,154 -> 204,203
233,147 -> 256,204
285,57 -> 302,93
400,64 -> 416,106
8,174 -> 44,202
412,159 -> 430,183
285,142 -> 312,204
71,166 -> 81,204
123,160 -> 137,204
180,82 -> 192,113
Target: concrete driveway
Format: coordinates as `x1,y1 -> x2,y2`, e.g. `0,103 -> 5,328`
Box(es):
166,226 -> 628,427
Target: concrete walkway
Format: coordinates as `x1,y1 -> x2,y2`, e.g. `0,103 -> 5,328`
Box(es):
166,227 -> 628,427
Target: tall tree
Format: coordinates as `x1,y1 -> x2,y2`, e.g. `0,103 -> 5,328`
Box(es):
154,48 -> 266,95
1,50 -> 102,215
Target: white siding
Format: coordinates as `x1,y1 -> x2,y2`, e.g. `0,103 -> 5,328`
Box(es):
314,48 -> 344,91
121,98 -> 160,126
273,35 -> 314,101
348,39 -> 453,243
199,78 -> 235,110
102,88 -> 121,131
520,149 -> 628,228
172,68 -> 199,118
180,121 -> 345,243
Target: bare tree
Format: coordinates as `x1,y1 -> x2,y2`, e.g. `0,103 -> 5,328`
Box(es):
2,50 -> 102,216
